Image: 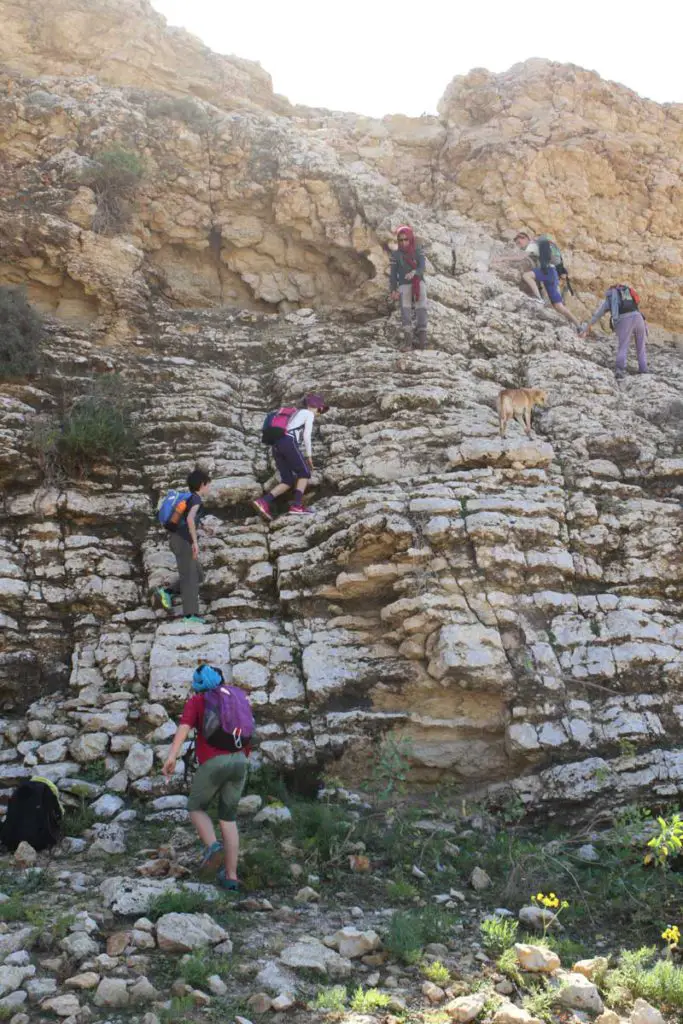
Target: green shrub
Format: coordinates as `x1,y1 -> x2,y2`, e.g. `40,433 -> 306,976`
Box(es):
605,947 -> 683,1010
80,759 -> 109,783
497,947 -> 524,987
60,398 -> 137,469
45,375 -> 139,476
349,987 -> 391,1012
146,95 -> 209,130
291,800 -> 352,869
240,844 -> 290,889
480,916 -> 519,956
0,286 -> 44,379
180,953 -> 229,990
148,888 -> 211,920
84,146 -> 144,234
386,877 -> 419,902
312,986 -> 347,1012
422,960 -> 450,985
0,897 -> 27,922
385,906 -> 458,964
522,980 -> 557,1023
161,995 -> 195,1022
62,800 -> 96,837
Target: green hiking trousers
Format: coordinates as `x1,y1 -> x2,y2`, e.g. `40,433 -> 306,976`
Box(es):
187,753 -> 248,821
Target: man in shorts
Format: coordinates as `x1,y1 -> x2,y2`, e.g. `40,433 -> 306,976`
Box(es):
252,393 -> 329,519
514,231 -> 580,330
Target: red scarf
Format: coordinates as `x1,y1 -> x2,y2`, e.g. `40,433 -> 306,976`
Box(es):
397,225 -> 421,302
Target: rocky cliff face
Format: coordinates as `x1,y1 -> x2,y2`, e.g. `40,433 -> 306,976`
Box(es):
0,0 -> 681,814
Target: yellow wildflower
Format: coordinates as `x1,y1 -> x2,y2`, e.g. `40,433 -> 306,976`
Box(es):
662,925 -> 681,947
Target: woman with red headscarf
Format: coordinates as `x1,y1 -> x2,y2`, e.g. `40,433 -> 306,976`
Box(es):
390,225 -> 428,348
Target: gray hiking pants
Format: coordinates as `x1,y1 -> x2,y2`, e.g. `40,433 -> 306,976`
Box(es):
169,533 -> 203,617
615,311 -> 648,372
399,280 -> 428,331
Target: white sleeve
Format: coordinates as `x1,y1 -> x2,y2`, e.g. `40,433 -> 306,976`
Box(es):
301,411 -> 314,458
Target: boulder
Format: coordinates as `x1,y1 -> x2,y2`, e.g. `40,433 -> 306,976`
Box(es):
60,931 -> 100,959
69,733 -> 109,763
124,742 -> 154,780
444,991 -> 488,1021
156,913 -> 227,952
514,943 -> 560,973
518,905 -> 561,932
40,993 -> 81,1016
324,927 -> 382,959
91,794 -> 125,819
0,964 -> 36,997
572,956 -> 609,979
93,977 -> 130,1008
13,842 -> 37,868
558,973 -> 604,1013
64,972 -> 101,990
254,961 -> 298,996
469,867 -> 492,891
279,937 -> 352,977
630,999 -> 666,1024
493,1004 -> 544,1023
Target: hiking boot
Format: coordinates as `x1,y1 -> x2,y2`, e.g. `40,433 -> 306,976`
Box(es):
155,587 -> 172,611
614,368 -> 626,380
182,615 -> 205,624
415,330 -> 428,349
251,497 -> 273,521
639,369 -> 651,375
199,840 -> 223,875
216,867 -> 239,892
288,505 -> 314,515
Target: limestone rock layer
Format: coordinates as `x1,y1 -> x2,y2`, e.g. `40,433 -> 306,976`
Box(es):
0,0 -> 681,812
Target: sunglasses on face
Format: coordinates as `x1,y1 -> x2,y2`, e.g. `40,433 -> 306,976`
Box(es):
398,237 -> 409,243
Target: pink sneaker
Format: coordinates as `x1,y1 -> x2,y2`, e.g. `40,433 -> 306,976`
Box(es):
252,497 -> 273,521
288,505 -> 314,515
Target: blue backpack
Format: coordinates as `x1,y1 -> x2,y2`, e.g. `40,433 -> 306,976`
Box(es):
158,489 -> 191,529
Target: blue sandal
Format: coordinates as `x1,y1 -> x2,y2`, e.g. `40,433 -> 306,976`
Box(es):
199,841 -> 223,874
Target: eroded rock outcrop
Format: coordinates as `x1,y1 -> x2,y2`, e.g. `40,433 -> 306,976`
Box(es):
0,0 -> 681,812
1,250 -> 681,811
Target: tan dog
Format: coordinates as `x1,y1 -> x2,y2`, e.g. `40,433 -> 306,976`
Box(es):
497,387 -> 548,438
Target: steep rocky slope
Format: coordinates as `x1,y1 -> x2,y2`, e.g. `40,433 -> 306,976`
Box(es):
0,0 -> 681,815
2,245 -> 681,811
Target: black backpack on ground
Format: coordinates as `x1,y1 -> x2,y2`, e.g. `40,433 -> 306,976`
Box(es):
0,778 -> 63,852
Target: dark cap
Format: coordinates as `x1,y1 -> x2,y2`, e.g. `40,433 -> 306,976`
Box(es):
305,393 -> 329,412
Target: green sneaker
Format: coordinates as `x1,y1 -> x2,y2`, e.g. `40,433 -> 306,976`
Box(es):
182,615 -> 205,624
156,587 -> 172,611
216,867 -> 239,892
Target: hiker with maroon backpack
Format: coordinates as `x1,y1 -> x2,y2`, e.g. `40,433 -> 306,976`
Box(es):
252,393 -> 329,520
390,225 -> 429,349
162,663 -> 254,891
580,285 -> 649,379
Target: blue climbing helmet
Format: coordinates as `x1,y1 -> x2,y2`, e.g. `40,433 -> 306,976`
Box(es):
192,664 -> 224,692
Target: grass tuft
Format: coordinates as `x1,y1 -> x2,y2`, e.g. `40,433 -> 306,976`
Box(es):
148,888 -> 211,920
349,987 -> 391,1012
312,986 -> 347,1012
385,906 -> 458,964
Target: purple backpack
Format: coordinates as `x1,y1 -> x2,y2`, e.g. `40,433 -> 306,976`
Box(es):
202,685 -> 254,752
